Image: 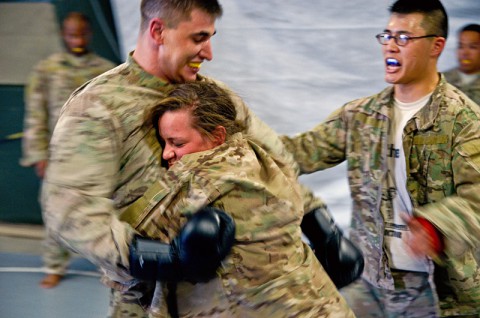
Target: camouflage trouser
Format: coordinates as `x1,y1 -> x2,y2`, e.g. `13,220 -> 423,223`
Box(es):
340,271 -> 439,318
107,288 -> 149,318
40,180 -> 71,275
436,265 -> 480,318
440,296 -> 480,317
42,229 -> 71,275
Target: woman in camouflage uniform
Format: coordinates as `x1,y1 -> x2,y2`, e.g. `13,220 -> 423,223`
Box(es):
120,81 -> 355,318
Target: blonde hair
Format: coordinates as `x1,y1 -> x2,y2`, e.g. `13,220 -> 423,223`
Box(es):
146,81 -> 244,143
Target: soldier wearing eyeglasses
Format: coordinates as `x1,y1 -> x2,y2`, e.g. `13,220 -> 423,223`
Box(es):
282,0 -> 480,317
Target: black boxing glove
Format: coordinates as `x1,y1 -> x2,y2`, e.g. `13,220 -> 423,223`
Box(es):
301,207 -> 364,289
129,206 -> 236,283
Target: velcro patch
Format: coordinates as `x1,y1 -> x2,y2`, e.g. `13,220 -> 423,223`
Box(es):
413,135 -> 448,145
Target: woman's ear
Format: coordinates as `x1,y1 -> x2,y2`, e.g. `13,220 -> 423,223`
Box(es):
212,126 -> 226,146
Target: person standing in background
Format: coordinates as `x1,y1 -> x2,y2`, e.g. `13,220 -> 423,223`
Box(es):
20,11 -> 115,288
443,23 -> 480,105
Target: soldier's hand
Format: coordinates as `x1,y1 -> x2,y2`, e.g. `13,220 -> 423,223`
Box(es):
402,213 -> 443,259
301,207 -> 364,289
35,160 -> 48,179
129,206 -> 235,283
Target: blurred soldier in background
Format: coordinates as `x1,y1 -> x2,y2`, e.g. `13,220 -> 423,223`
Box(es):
443,23 -> 480,105
20,11 -> 115,288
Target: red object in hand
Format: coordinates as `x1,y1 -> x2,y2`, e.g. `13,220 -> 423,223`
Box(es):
414,217 -> 444,254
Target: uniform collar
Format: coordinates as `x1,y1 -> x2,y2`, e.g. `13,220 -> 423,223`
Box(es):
407,74 -> 446,132
62,51 -> 95,66
369,74 -> 446,130
125,52 -> 169,90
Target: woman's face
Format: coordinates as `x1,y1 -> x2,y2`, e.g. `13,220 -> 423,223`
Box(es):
159,108 -> 219,168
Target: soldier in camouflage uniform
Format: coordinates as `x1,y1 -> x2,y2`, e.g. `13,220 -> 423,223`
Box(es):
41,1 -> 328,317
118,81 -> 355,317
443,24 -> 480,105
282,1 -> 480,317
20,12 -> 115,288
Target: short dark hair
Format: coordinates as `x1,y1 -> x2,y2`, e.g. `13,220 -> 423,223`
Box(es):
62,12 -> 90,30
140,0 -> 223,31
460,23 -> 480,34
389,0 -> 449,39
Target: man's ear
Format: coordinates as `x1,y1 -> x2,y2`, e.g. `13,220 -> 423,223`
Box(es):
212,126 -> 226,146
149,18 -> 165,44
431,36 -> 446,58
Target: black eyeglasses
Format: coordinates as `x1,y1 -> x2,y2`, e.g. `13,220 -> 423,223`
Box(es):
375,32 -> 438,46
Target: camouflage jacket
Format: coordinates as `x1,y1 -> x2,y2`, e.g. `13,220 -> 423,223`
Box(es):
20,52 -> 115,166
444,68 -> 480,105
120,134 -> 354,318
42,54 -> 322,285
282,75 -> 480,314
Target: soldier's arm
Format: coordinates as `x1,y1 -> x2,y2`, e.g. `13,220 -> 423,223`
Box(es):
41,100 -> 134,282
119,151 -> 234,238
414,107 -> 480,258
206,78 -> 298,172
280,107 -> 347,175
20,62 -> 50,167
205,77 -> 330,212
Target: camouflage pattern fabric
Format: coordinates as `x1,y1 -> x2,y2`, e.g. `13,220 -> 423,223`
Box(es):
444,68 -> 480,105
281,75 -> 480,317
21,51 -> 114,275
120,133 -> 355,318
107,287 -> 151,318
20,52 -> 115,166
341,270 -> 439,317
41,227 -> 70,275
41,54 -> 327,317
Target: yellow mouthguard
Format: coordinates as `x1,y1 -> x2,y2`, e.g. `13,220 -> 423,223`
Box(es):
71,47 -> 85,53
188,62 -> 201,68
461,59 -> 472,64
